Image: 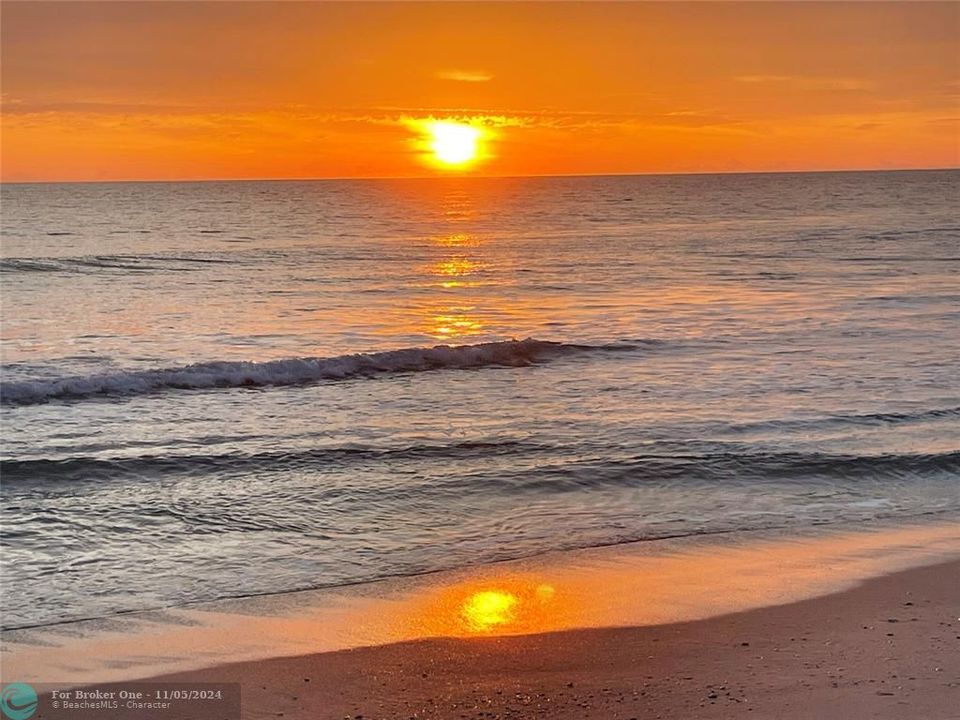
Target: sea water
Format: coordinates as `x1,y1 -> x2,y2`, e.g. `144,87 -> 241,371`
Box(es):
2,170 -> 958,629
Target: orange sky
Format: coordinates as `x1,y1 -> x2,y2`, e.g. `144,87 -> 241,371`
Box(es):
2,1 -> 958,182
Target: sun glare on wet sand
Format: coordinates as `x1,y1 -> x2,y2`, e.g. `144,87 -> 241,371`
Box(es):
462,590 -> 519,631
460,584 -> 557,633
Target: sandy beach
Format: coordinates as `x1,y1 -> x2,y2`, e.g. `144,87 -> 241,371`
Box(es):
23,528 -> 958,720
141,558 -> 959,720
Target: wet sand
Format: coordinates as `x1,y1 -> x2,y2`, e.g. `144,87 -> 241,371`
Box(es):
144,558 -> 960,720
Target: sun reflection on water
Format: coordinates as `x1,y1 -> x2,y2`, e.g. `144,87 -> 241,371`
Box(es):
421,228 -> 491,336
432,257 -> 484,288
435,232 -> 474,247
429,309 -> 484,337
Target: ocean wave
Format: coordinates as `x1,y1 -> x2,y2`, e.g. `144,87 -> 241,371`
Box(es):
4,445 -> 956,490
0,338 -> 636,406
0,440 -> 546,484
437,449 -> 960,496
0,254 -> 232,274
724,406 -> 960,434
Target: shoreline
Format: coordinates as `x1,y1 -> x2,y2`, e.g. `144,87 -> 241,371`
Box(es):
52,557 -> 960,719
5,519 -> 960,697
9,511 -> 957,635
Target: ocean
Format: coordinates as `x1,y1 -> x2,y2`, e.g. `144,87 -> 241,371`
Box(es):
1,170 -> 958,631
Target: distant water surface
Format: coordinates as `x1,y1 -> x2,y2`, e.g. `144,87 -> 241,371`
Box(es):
2,170 -> 958,628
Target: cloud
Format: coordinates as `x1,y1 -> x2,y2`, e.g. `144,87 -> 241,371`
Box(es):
436,70 -> 493,83
734,75 -> 794,84
0,97 -> 771,140
734,75 -> 874,91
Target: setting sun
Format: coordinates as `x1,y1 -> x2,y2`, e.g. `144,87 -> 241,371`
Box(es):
425,121 -> 482,167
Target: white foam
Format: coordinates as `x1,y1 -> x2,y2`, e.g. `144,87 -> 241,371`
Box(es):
1,338 -> 581,406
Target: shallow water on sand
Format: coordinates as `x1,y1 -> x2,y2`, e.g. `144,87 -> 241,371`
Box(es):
5,521 -> 960,685
2,170 -> 959,629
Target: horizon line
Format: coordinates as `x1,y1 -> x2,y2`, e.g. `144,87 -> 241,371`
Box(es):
2,166 -> 957,186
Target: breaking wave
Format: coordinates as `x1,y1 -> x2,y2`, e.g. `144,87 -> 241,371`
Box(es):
0,338 -> 639,406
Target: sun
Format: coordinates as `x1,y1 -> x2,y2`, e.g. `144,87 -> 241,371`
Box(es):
405,118 -> 491,171
425,121 -> 482,167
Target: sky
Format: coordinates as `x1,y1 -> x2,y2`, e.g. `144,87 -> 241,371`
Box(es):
1,1 -> 958,181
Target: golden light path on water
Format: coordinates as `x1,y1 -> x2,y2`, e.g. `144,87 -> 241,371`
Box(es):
423,230 -> 488,338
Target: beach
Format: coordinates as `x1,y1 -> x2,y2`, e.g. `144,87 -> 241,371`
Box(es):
3,173 -> 959,718
10,521 -> 960,719
149,558 -> 959,720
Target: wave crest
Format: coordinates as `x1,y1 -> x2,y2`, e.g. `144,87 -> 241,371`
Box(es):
1,338 -> 626,406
